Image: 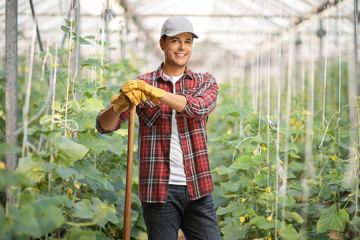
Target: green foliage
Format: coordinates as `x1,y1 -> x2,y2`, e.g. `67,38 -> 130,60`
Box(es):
208,81 -> 359,239
0,18 -> 145,239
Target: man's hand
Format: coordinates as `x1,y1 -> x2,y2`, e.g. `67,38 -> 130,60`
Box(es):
121,80 -> 166,105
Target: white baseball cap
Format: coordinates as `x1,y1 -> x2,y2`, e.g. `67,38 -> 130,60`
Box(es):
160,16 -> 198,39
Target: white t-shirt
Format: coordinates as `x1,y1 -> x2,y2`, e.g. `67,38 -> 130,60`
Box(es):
163,74 -> 187,185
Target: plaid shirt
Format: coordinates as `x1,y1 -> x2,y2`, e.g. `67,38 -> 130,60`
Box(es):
96,63 -> 218,203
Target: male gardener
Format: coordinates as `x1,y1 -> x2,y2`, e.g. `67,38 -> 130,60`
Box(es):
96,16 -> 220,240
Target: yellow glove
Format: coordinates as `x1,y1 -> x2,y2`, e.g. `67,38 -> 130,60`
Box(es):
123,89 -> 147,106
121,80 -> 166,105
110,93 -> 129,113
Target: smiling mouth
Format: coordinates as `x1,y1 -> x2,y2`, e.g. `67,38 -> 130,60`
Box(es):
175,53 -> 185,57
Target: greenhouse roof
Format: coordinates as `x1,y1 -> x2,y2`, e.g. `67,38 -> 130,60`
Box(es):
0,0 -> 358,73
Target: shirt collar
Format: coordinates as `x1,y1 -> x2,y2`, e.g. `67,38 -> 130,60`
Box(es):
155,62 -> 195,81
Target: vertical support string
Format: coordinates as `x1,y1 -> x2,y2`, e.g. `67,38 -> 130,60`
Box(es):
266,1 -> 272,238
302,18 -> 317,233
321,6 -> 330,128
22,22 -> 37,156
275,1 -> 283,239
338,0 -> 342,113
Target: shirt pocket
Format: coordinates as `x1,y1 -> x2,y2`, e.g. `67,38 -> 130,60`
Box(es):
137,102 -> 161,127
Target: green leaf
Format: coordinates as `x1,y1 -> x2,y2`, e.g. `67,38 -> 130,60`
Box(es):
222,220 -> 250,240
75,114 -> 96,132
69,228 -> 97,240
61,25 -> 70,33
78,133 -> 112,154
53,133 -> 89,167
106,134 -> 125,156
254,174 -> 267,187
64,19 -> 72,26
282,224 -> 302,240
220,180 -> 240,193
83,98 -> 105,115
253,154 -> 266,165
79,59 -> 104,69
249,216 -> 274,230
240,175 -> 253,188
16,154 -> 45,181
212,165 -> 234,175
317,205 -> 349,233
216,199 -> 246,216
31,197 -> 65,237
74,161 -> 114,191
72,36 -> 93,46
56,166 -> 84,179
9,204 -> 42,236
277,195 -> 296,206
246,207 -> 257,217
230,155 -> 252,171
39,115 -> 52,125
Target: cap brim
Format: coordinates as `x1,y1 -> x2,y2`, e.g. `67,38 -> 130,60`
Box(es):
165,31 -> 198,38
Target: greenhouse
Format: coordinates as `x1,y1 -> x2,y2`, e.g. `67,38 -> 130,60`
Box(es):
0,0 -> 359,239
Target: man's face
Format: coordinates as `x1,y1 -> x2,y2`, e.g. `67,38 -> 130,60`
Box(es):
160,32 -> 193,69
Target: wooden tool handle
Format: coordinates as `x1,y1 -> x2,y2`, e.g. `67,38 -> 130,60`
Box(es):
123,104 -> 136,240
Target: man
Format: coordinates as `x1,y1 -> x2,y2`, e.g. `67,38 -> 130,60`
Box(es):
96,16 -> 220,240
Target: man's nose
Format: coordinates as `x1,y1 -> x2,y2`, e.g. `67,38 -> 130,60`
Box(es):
179,42 -> 185,50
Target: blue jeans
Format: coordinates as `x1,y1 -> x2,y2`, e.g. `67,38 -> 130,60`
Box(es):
141,185 -> 220,240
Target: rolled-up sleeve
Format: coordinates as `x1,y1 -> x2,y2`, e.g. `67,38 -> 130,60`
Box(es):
179,73 -> 218,119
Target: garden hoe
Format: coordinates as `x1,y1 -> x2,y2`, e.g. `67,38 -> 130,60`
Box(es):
123,104 -> 136,240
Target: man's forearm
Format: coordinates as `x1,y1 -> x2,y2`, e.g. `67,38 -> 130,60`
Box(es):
159,92 -> 187,113
98,105 -> 121,130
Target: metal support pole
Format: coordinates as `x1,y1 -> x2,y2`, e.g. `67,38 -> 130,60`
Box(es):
5,0 -> 18,208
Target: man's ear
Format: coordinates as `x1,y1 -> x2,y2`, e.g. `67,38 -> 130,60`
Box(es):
159,38 -> 165,51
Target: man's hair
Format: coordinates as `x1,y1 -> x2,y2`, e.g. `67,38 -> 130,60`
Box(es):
161,34 -> 195,42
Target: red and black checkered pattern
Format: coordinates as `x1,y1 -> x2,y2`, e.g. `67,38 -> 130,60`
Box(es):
96,63 -> 218,203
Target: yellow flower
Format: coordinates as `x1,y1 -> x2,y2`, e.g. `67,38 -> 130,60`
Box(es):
331,155 -> 338,160
18,67 -> 22,72
240,198 -> 246,203
296,121 -> 300,126
102,77 -> 106,84
277,230 -> 282,235
74,184 -> 80,190
227,129 -> 232,135
53,63 -> 59,68
266,186 -> 271,193
266,215 -> 272,221
262,144 -> 267,150
240,216 -> 246,223
290,118 -> 295,125
348,194 -> 353,197
67,188 -> 73,195
31,187 -> 36,192
0,161 -> 6,170
268,237 -> 272,240
280,160 -> 284,164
